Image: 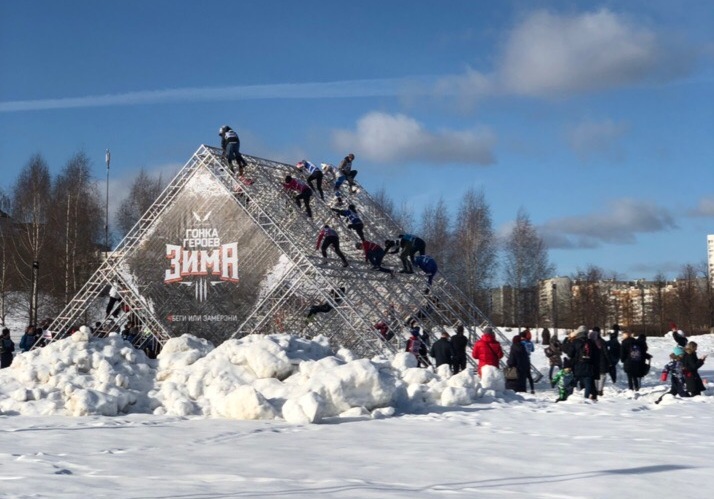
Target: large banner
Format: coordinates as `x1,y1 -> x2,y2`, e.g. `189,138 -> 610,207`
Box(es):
125,167 -> 282,344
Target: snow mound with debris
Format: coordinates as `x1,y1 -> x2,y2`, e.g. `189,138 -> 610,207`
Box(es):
1,332 -> 499,422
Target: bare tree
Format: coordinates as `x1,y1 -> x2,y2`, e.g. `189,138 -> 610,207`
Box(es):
503,208 -> 555,326
571,265 -> 608,328
672,264 -> 700,333
651,272 -> 669,335
418,197 -> 451,268
116,168 -> 164,238
450,188 -> 497,311
0,188 -> 18,326
11,154 -> 52,325
50,152 -> 103,304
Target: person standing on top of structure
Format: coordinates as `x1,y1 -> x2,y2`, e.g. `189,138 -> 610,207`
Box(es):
331,204 -> 365,241
283,175 -> 313,219
297,160 -> 325,201
219,125 -> 248,176
334,153 -> 358,197
315,224 -> 348,267
385,234 -> 426,273
355,240 -> 394,275
106,282 -> 122,319
414,255 -> 438,289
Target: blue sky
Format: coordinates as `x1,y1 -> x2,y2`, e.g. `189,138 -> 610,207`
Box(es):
1,0 -> 712,282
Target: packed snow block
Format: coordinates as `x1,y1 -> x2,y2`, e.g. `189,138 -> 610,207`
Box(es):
435,364 -> 452,379
336,347 -> 358,363
479,365 -> 505,392
440,387 -> 473,406
305,359 -> 395,416
66,388 -> 120,417
242,339 -> 293,379
402,367 -> 435,385
72,326 -> 91,343
391,352 -> 417,371
219,386 -> 278,420
158,335 -> 214,371
282,392 -> 324,424
339,406 -> 371,418
447,369 -> 478,389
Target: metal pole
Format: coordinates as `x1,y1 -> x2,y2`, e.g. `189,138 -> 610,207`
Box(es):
105,149 -> 111,252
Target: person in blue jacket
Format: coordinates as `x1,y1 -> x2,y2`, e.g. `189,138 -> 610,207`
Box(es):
414,255 -> 438,288
331,204 -> 365,241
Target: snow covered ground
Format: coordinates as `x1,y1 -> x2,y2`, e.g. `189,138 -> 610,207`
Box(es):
1,324 -> 713,498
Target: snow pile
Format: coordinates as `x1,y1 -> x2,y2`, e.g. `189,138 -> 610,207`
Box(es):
0,331 -> 499,422
0,332 -> 155,416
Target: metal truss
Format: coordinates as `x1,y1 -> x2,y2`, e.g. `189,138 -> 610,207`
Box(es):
43,144 -> 542,378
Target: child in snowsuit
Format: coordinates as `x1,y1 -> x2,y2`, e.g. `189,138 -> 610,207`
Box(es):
544,337 -> 563,383
552,364 -> 575,402
655,346 -> 691,404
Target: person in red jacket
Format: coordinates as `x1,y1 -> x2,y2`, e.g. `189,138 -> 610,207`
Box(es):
283,175 -> 313,218
471,327 -> 503,377
355,240 -> 394,276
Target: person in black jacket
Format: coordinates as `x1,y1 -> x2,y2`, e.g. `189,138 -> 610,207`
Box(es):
606,324 -> 622,383
563,325 -> 598,400
682,341 -> 707,396
620,330 -> 645,391
451,324 -> 469,374
590,328 -> 611,396
219,125 -> 248,176
506,335 -> 530,393
669,322 -> 687,348
541,328 -> 551,346
306,287 -> 345,319
0,328 -> 15,368
430,331 -> 454,371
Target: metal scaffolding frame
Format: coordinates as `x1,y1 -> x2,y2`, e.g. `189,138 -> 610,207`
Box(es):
43,144 -> 542,380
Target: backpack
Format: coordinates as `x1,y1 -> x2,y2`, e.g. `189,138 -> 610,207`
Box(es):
629,343 -> 642,362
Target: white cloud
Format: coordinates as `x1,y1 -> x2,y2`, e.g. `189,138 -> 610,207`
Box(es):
688,197 -> 714,217
540,198 -> 677,249
0,78 -> 430,113
332,112 -> 496,165
436,9 -> 695,102
566,119 -> 629,161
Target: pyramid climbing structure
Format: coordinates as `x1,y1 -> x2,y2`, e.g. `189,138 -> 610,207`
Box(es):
46,145 -> 542,379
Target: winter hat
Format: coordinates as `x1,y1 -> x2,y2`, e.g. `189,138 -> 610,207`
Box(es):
1,328 -> 9,336
411,329 -> 419,336
512,335 -> 521,343
669,322 -> 677,330
612,324 -> 620,332
576,325 -> 588,335
483,326 -> 494,335
673,346 -> 685,356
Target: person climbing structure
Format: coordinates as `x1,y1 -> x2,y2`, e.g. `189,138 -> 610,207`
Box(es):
385,234 -> 426,273
355,240 -> 394,275
218,125 -> 248,176
297,160 -> 325,201
331,204 -> 365,241
414,255 -> 438,289
283,175 -> 313,218
315,224 -> 349,267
